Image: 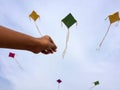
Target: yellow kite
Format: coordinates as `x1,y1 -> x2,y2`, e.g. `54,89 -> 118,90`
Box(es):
99,12 -> 120,48
29,10 -> 42,36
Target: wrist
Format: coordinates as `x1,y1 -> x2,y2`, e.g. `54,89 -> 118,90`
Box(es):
29,37 -> 42,54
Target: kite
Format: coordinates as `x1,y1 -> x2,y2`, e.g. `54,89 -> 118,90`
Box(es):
99,12 -> 120,48
29,10 -> 42,36
57,79 -> 62,90
61,13 -> 77,58
9,52 -> 23,70
93,81 -> 99,86
89,81 -> 100,90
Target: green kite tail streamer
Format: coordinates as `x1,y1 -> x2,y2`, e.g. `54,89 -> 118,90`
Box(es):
34,22 -> 42,36
61,22 -> 63,27
99,24 -> 111,48
62,29 -> 70,58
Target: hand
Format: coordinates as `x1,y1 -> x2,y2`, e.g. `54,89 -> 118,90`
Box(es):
0,26 -> 57,54
33,35 -> 57,54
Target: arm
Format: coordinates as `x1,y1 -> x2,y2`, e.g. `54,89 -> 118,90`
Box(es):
0,26 -> 57,54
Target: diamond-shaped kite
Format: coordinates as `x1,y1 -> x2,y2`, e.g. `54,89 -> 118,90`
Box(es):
94,81 -> 99,86
57,79 -> 62,83
62,13 -> 77,29
9,52 -> 23,70
57,79 -> 62,90
89,80 -> 100,90
29,10 -> 42,36
9,52 -> 15,58
61,13 -> 77,58
29,10 -> 40,21
99,12 -> 120,48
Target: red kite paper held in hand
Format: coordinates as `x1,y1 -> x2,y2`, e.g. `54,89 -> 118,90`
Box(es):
61,13 -> 77,58
9,52 -> 23,70
57,79 -> 62,90
98,12 -> 120,49
29,10 -> 42,36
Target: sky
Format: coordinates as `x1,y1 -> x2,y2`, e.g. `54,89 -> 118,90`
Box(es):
0,0 -> 120,90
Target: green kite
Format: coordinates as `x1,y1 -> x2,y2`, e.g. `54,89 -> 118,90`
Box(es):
61,13 -> 77,58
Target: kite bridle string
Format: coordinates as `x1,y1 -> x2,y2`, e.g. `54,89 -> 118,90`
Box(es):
99,24 -> 111,48
62,29 -> 70,58
34,22 -> 42,36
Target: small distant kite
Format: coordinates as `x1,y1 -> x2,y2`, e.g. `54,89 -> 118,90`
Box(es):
9,52 -> 23,70
93,81 -> 99,86
99,12 -> 120,48
61,13 -> 77,58
57,79 -> 62,90
89,80 -> 100,90
29,10 -> 42,36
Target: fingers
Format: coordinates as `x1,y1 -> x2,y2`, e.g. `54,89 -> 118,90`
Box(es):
44,44 -> 57,54
38,35 -> 57,55
41,49 -> 54,54
48,37 -> 57,51
41,50 -> 50,54
41,43 -> 57,55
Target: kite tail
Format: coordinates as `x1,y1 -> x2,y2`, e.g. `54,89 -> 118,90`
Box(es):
62,29 -> 70,58
14,58 -> 24,70
61,22 -> 63,27
104,16 -> 108,20
89,86 -> 95,90
34,22 -> 42,36
58,84 -> 60,90
98,24 -> 111,48
76,22 -> 78,29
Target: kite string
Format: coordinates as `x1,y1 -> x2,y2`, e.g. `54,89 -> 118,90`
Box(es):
99,24 -> 111,48
14,58 -> 24,70
34,22 -> 42,36
62,29 -> 70,58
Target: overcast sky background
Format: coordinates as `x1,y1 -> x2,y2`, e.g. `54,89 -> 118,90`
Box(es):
0,0 -> 120,90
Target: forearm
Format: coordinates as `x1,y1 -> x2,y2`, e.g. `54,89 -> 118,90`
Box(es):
0,26 -> 39,52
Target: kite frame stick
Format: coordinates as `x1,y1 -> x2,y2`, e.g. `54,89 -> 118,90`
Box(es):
99,24 -> 111,48
62,29 -> 70,58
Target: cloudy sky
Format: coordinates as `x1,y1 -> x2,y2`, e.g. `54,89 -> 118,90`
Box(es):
0,0 -> 120,90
